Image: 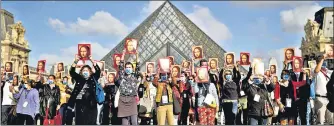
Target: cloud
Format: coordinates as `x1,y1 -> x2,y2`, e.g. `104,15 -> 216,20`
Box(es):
231,1 -> 315,8
186,5 -> 232,43
48,11 -> 129,37
34,41 -> 114,70
141,1 -> 165,16
280,3 -> 322,33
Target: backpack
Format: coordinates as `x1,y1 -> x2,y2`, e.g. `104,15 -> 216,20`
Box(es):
93,77 -> 105,104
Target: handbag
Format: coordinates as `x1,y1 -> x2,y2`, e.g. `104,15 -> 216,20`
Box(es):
139,92 -> 152,114
93,77 -> 105,104
43,108 -> 55,125
54,110 -> 62,125
263,85 -> 274,117
203,84 -> 217,108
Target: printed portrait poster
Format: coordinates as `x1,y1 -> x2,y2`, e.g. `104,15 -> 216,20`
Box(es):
269,65 -> 277,75
308,60 -> 317,69
37,60 -> 46,73
225,52 -> 235,67
56,72 -> 62,80
22,64 -> 30,76
113,54 -> 122,69
125,38 -> 138,54
196,67 -> 209,83
254,62 -> 264,76
159,58 -> 170,73
107,72 -> 117,84
292,56 -> 303,72
284,48 -> 295,62
209,58 -> 219,70
78,44 -> 91,60
240,52 -> 250,65
325,44 -> 334,59
265,69 -> 271,77
96,61 -> 105,71
182,60 -> 191,70
303,68 -> 311,77
4,61 -> 13,73
167,56 -> 174,66
146,62 -> 156,74
192,46 -> 203,60
171,65 -> 181,78
57,62 -> 65,72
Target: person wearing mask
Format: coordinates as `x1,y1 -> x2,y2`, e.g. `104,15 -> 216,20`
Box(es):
314,54 -> 333,125
153,69 -> 174,125
242,64 -> 275,125
36,75 -> 61,125
220,63 -> 241,125
139,74 -> 157,125
67,55 -> 101,125
1,74 -> 18,125
276,70 -> 307,125
236,73 -> 248,125
14,79 -> 39,125
56,76 -> 72,125
115,49 -> 140,125
179,74 -> 194,125
102,72 -> 121,125
194,59 -> 219,125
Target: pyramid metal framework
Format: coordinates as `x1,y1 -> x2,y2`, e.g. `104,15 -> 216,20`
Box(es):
101,1 -> 246,73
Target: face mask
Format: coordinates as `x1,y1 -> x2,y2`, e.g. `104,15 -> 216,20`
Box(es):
23,84 -> 28,89
241,75 -> 246,80
48,80 -> 54,84
146,77 -> 151,81
253,78 -> 261,84
83,71 -> 90,78
188,80 -> 194,84
226,75 -> 232,81
125,68 -> 132,75
138,77 -> 142,82
63,81 -> 67,85
283,75 -> 290,80
168,78 -> 172,82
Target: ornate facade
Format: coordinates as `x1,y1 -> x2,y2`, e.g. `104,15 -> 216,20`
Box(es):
300,7 -> 334,61
1,9 -> 48,79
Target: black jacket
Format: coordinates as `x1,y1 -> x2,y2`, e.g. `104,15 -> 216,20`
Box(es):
67,64 -> 101,108
326,72 -> 334,112
104,84 -> 118,107
242,67 -> 275,117
220,67 -> 241,100
38,84 -> 61,119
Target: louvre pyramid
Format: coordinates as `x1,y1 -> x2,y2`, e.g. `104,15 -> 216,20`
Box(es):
102,1 -> 246,72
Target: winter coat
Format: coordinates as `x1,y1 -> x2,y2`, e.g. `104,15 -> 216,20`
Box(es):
242,67 -> 275,117
38,84 -> 61,119
67,64 -> 101,108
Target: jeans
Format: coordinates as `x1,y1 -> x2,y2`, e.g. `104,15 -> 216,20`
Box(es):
1,105 -> 13,125
96,104 -> 103,125
222,101 -> 238,125
306,101 -> 311,125
249,116 -> 267,125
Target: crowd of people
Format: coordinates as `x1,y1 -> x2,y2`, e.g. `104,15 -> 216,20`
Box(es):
1,45 -> 334,125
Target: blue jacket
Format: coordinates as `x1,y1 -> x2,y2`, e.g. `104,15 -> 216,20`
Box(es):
310,79 -> 315,99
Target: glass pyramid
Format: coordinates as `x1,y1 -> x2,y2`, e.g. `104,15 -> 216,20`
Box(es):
102,1 -> 246,73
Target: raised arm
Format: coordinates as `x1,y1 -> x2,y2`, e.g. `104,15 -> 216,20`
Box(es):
13,88 -> 23,100
315,54 -> 326,73
242,65 -> 253,91
70,56 -> 82,81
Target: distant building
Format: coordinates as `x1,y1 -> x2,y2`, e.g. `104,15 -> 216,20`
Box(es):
300,7 -> 334,67
1,9 -> 49,79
